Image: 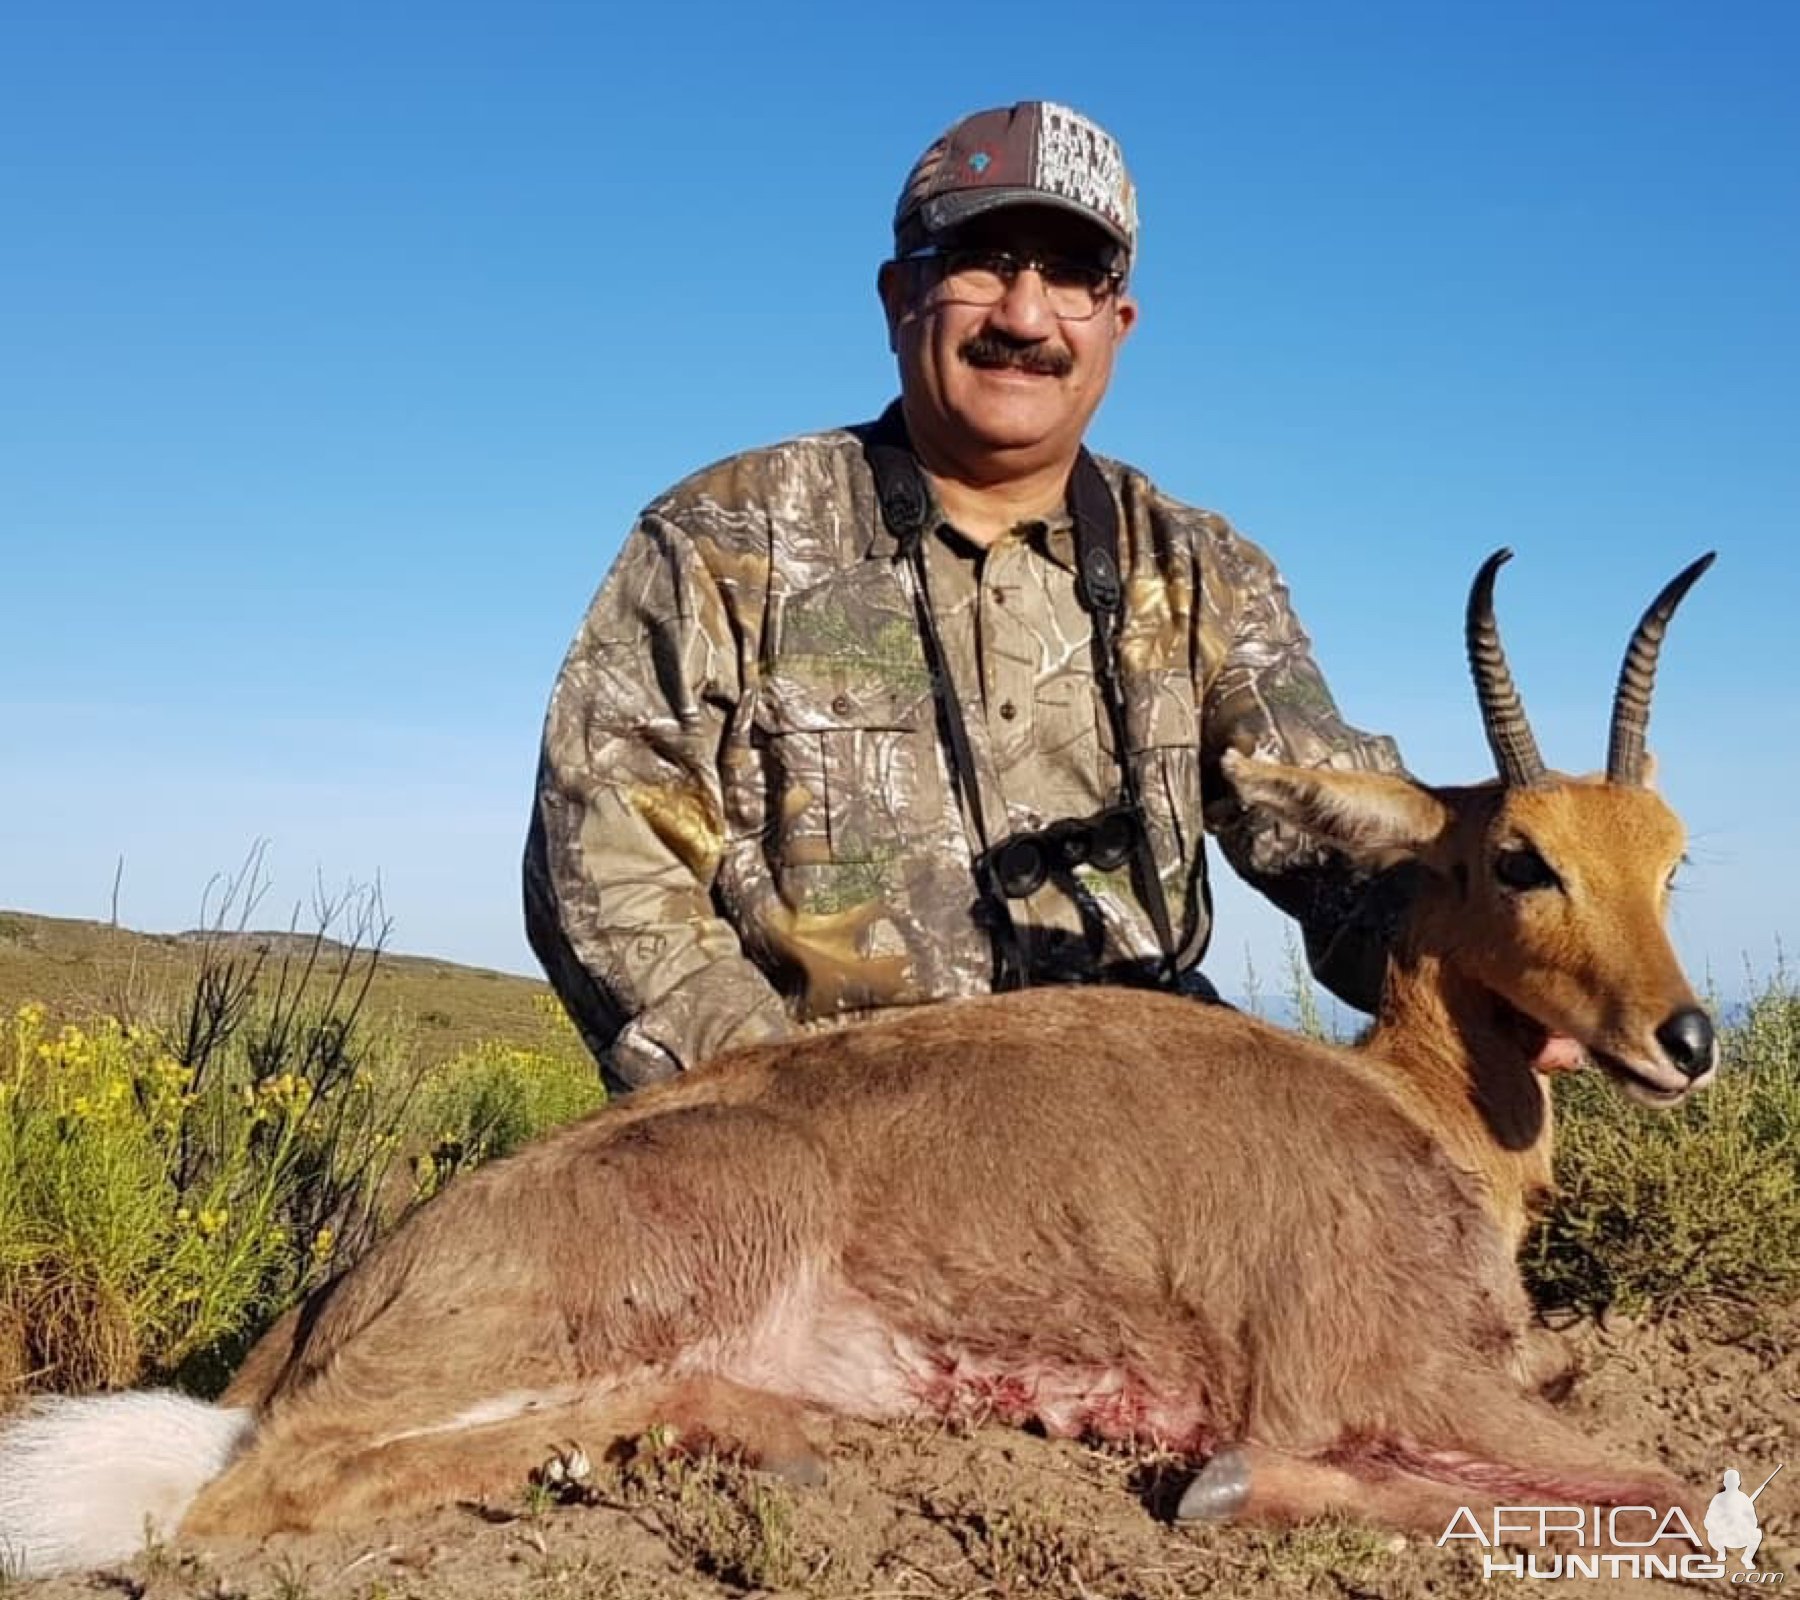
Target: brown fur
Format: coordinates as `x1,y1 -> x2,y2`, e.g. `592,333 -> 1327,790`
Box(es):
185,755 -> 1711,1543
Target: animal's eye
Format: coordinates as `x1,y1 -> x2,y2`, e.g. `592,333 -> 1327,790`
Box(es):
1495,846 -> 1560,892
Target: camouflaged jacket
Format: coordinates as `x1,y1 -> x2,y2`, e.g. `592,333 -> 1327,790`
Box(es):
525,415 -> 1405,1091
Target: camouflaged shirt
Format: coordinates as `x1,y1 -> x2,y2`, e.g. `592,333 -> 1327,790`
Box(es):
525,416 -> 1405,1091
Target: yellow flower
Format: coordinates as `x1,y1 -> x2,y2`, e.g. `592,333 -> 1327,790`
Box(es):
256,1071 -> 314,1114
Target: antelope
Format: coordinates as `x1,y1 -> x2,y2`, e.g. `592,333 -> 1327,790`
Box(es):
0,550 -> 1718,1575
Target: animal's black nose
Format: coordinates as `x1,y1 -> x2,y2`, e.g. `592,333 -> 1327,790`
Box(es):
1656,1008 -> 1715,1079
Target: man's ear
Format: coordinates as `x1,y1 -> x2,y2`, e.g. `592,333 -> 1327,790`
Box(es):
877,260 -> 908,353
1221,749 -> 1448,867
1111,288 -> 1138,346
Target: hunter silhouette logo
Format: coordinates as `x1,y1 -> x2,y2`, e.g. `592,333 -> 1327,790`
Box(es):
1707,1465 -> 1781,1570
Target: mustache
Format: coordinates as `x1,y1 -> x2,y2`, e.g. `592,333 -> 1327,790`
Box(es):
958,333 -> 1073,377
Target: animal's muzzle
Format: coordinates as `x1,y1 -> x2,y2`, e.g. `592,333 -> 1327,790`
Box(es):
1656,1007 -> 1715,1079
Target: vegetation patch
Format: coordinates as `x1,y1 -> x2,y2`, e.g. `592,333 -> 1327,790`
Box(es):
934,1490 -> 1113,1596
407,1023 -> 604,1199
608,1431 -> 812,1592
1528,965 -> 1800,1318
0,909 -> 598,1396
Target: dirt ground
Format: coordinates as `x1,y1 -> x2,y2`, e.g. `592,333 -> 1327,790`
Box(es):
14,1300 -> 1796,1600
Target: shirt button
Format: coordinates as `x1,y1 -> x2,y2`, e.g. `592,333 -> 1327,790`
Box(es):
998,700 -> 1018,720
831,694 -> 852,716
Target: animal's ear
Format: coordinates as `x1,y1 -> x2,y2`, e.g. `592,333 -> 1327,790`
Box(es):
1221,750 -> 1450,866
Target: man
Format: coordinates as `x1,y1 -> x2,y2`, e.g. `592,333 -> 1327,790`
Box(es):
526,101 -> 1404,1093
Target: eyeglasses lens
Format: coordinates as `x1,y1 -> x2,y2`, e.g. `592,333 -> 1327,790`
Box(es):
937,251 -> 1115,320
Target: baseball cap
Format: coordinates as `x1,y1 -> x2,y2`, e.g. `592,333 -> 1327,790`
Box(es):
893,101 -> 1138,263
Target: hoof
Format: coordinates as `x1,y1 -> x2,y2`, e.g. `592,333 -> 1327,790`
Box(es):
533,1441 -> 598,1503
1176,1446 -> 1252,1523
537,1442 -> 593,1488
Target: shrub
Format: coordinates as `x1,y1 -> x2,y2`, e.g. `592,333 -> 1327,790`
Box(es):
0,947 -> 603,1398
0,913 -> 413,1394
1527,966 -> 1800,1318
407,997 -> 605,1197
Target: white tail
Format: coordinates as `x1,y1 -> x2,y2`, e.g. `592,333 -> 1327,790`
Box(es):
0,1393 -> 252,1575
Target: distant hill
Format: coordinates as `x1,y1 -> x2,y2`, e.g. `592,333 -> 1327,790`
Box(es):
0,907 -> 1410,1061
0,908 -> 563,1068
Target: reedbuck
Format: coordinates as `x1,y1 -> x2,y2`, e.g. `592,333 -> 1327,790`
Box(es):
1,551 -> 1718,1573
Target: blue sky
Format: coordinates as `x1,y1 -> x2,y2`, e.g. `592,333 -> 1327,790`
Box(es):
3,1 -> 1795,1004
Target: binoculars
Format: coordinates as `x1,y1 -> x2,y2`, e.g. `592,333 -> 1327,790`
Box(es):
978,805 -> 1142,901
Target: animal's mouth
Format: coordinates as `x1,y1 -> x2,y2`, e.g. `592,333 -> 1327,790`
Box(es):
1587,1047 -> 1694,1107
1489,993 -> 1583,1075
1489,993 -> 1696,1105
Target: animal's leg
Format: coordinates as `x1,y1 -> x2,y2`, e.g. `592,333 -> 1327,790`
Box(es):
1515,1324 -> 1579,1399
218,1304 -> 305,1409
1390,1381 -> 1694,1515
1180,1380 -> 1697,1539
190,1101 -> 844,1540
183,1390 -> 585,1536
643,1373 -> 828,1485
183,1375 -> 823,1537
1176,1442 -> 1474,1534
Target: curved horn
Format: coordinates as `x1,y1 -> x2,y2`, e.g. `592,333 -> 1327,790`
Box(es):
1606,551 -> 1716,786
1465,548 -> 1547,787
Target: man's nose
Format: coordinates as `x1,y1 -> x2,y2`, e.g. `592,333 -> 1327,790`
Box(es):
987,268 -> 1059,338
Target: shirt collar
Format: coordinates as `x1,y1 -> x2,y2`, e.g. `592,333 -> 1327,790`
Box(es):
865,480 -> 1079,575
934,511 -> 1078,574
855,408 -> 1076,572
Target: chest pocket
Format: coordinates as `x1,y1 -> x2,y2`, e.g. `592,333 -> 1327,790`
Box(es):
754,671 -> 948,864
751,564 -> 948,873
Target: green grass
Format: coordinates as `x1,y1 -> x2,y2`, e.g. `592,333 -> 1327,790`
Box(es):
1249,1517 -> 1400,1585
